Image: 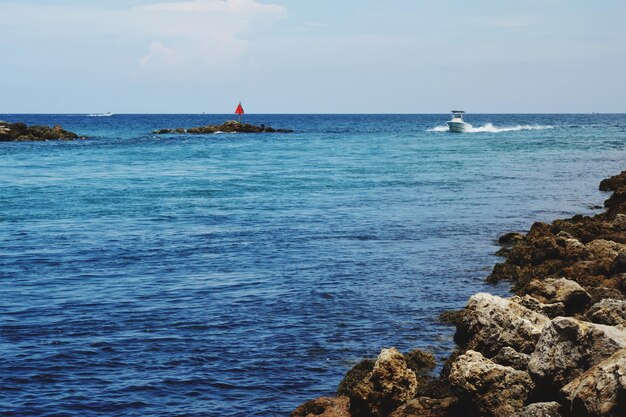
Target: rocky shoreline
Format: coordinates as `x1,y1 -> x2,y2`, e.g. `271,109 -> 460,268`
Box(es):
153,120 -> 293,135
0,121 -> 81,141
292,170 -> 626,417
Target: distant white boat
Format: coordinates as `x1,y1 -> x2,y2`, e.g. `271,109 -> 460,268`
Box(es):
446,110 -> 472,133
88,112 -> 114,117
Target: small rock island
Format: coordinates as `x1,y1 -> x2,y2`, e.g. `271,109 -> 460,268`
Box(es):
0,121 -> 81,141
153,120 -> 293,135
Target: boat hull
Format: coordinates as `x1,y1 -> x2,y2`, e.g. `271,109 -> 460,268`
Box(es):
447,121 -> 472,133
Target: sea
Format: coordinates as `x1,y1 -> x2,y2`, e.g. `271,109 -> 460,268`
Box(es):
1,114 -> 626,416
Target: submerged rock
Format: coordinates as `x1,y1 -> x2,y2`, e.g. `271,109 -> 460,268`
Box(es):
349,348 -> 418,417
291,396 -> 351,417
449,350 -> 534,417
152,120 -> 293,134
0,121 -> 80,141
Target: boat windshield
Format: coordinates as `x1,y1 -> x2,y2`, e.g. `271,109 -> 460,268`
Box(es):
452,112 -> 464,120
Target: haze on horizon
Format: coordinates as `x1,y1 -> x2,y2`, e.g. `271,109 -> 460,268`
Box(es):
1,0 -> 625,114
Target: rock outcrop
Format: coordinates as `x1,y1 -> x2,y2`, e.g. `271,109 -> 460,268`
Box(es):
0,121 -> 81,141
449,350 -> 534,417
153,120 -> 293,134
349,348 -> 418,417
291,396 -> 351,417
561,348 -> 626,417
529,317 -> 626,390
457,293 -> 549,356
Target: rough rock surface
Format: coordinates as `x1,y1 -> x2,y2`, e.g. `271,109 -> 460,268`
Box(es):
586,299 -> 626,326
491,346 -> 531,371
153,120 -> 293,134
511,294 -> 565,318
458,293 -> 549,356
350,348 -> 418,417
511,402 -> 563,417
561,348 -> 626,417
524,278 -> 591,314
337,359 -> 375,397
529,317 -> 626,390
449,350 -> 534,417
0,121 -> 80,141
291,396 -> 351,417
388,397 -> 459,417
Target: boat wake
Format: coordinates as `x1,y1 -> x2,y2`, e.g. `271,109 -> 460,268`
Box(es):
428,123 -> 554,133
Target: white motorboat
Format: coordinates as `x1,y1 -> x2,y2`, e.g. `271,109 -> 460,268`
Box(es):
446,110 -> 472,132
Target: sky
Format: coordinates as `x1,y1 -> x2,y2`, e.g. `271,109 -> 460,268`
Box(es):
1,0 -> 625,113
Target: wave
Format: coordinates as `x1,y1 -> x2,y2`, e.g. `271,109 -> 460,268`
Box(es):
428,123 -> 554,133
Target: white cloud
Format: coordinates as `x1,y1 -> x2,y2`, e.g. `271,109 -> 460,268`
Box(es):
0,0 -> 287,80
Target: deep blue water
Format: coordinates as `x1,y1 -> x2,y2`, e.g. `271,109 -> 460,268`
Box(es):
1,114 -> 626,416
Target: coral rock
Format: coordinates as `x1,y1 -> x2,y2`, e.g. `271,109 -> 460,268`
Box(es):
511,402 -> 563,417
524,278 -> 591,315
586,299 -> 626,326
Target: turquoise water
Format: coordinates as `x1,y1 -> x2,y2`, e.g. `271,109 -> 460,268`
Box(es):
1,114 -> 625,416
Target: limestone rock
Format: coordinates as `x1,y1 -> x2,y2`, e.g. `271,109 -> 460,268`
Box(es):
404,349 -> 436,377
524,278 -> 591,314
561,348 -> 626,417
499,232 -> 525,245
586,240 -> 626,263
512,294 -> 565,318
449,350 -> 534,417
388,396 -> 459,417
529,317 -> 626,390
492,346 -> 531,371
586,299 -> 626,326
613,214 -> 626,231
599,170 -> 626,192
511,402 -> 563,417
350,348 -> 418,417
458,293 -> 550,356
291,396 -> 351,417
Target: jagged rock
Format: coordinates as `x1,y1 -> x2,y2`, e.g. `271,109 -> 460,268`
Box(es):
586,299 -> 626,326
388,396 -> 459,417
457,293 -> 550,356
588,287 -> 626,303
0,121 -> 80,141
404,349 -> 436,378
153,120 -> 293,135
291,396 -> 351,417
350,348 -> 418,417
449,350 -> 534,417
561,348 -> 626,417
512,294 -> 565,318
511,402 -> 563,417
529,317 -> 626,390
613,214 -> 626,231
586,239 -> 626,262
524,278 -> 591,314
492,347 -> 531,371
337,359 -> 375,397
599,170 -> 626,191
499,232 -> 525,245
611,252 -> 626,274
556,233 -> 589,261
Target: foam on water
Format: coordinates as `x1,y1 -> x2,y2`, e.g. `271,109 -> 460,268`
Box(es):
428,123 -> 554,133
